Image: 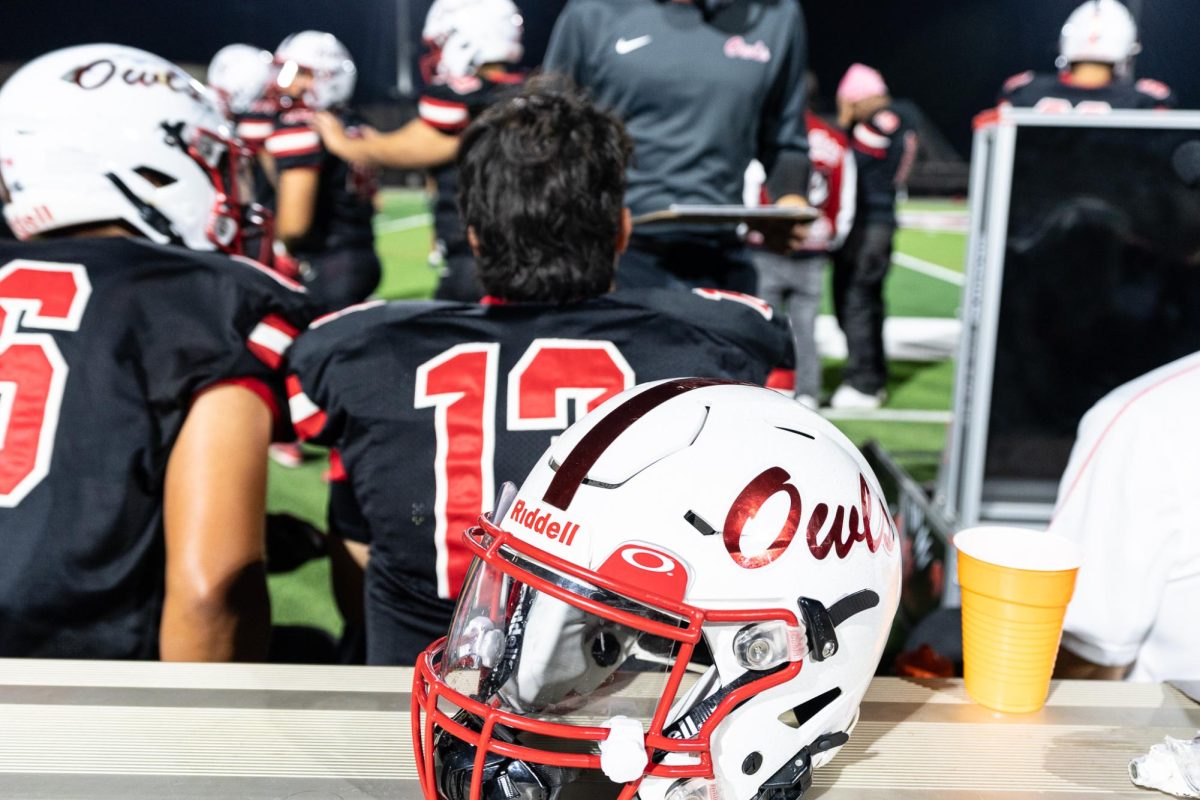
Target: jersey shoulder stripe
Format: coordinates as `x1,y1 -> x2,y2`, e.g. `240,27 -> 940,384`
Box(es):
266,127 -> 322,158
1135,78 -> 1172,101
419,97 -> 471,132
1002,70 -> 1036,94
248,314 -> 299,369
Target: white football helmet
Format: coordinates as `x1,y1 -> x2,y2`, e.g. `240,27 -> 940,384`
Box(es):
1059,0 -> 1141,76
274,31 -> 357,109
414,380 -> 902,800
421,0 -> 524,80
0,44 -> 268,258
207,44 -> 273,116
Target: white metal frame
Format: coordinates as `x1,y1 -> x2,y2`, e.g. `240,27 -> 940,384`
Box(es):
941,107 -> 1200,546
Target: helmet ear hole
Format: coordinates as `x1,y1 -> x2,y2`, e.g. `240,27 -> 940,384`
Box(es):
134,166 -> 176,188
779,686 -> 841,729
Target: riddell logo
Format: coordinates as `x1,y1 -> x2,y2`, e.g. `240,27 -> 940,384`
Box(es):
7,205 -> 54,238
510,499 -> 581,546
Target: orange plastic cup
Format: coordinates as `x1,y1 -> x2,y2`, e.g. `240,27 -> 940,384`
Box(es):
954,527 -> 1081,714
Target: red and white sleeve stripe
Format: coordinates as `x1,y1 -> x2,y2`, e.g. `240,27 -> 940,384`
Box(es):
692,288 -> 774,320
237,119 -> 276,144
247,314 -> 299,369
418,97 -> 470,132
852,123 -> 889,159
265,127 -> 322,158
287,374 -> 329,441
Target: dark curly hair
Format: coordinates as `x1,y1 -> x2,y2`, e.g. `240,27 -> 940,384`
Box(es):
457,76 -> 633,303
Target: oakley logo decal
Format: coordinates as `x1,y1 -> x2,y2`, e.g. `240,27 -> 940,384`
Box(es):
599,544 -> 689,601
620,547 -> 677,573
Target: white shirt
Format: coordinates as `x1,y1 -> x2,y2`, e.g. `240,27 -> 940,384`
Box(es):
1049,351 -> 1200,681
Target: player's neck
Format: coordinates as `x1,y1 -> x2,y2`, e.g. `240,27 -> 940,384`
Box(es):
855,95 -> 891,122
477,63 -> 514,81
1066,63 -> 1114,88
42,222 -> 137,240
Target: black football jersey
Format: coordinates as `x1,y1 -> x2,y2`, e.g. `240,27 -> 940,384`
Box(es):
234,99 -> 277,153
287,288 -> 793,663
266,107 -> 377,256
420,73 -> 524,257
0,237 -> 313,659
999,71 -> 1177,112
849,105 -> 918,225
235,100 -> 279,209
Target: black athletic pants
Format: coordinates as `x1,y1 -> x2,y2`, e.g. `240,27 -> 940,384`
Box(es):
832,221 -> 896,395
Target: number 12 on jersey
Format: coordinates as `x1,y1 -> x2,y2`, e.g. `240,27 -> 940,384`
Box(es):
415,339 -> 633,598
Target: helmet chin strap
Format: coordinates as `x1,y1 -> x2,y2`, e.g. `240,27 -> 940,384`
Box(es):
105,173 -> 185,246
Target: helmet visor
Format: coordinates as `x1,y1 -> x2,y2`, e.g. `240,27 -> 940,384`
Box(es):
441,535 -> 689,726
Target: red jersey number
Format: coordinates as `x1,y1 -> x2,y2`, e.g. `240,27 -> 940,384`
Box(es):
415,339 -> 634,598
0,260 -> 92,506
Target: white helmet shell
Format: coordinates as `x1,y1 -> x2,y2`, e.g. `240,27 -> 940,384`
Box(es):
1059,0 -> 1140,73
422,0 -> 524,80
274,30 -> 357,109
0,44 -> 248,252
414,379 -> 902,800
207,44 -> 273,116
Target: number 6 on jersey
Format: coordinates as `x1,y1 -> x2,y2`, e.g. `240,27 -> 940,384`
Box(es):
0,260 -> 92,506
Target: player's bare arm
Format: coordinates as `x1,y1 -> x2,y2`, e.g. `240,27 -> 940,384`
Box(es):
314,111 -> 458,169
1053,647 -> 1132,680
775,192 -> 813,253
275,167 -> 321,251
329,537 -> 370,633
160,383 -> 274,662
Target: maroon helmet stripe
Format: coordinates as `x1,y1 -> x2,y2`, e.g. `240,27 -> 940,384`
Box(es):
542,378 -> 731,510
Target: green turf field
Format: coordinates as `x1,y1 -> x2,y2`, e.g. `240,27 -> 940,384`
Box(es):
266,190 -> 967,636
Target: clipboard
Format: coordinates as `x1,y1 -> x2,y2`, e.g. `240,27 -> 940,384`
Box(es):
631,204 -> 819,227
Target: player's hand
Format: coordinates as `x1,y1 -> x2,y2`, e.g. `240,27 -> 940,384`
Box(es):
752,194 -> 812,254
312,111 -> 350,156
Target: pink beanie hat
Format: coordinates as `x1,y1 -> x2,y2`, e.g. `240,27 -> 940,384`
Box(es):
836,63 -> 888,103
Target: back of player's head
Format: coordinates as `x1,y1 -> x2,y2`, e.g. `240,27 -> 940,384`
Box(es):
422,0 -> 524,80
208,44 -> 273,116
274,31 -> 357,109
0,43 -> 265,256
1059,0 -> 1140,74
457,76 -> 632,304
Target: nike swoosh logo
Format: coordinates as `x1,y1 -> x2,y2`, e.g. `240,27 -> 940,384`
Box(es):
615,35 -> 652,55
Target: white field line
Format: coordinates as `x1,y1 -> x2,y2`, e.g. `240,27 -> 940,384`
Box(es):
373,213 -> 969,293
897,209 -> 969,233
368,208 -> 955,424
892,252 -> 964,286
375,213 -> 432,234
821,408 -> 952,424
817,315 -> 959,362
